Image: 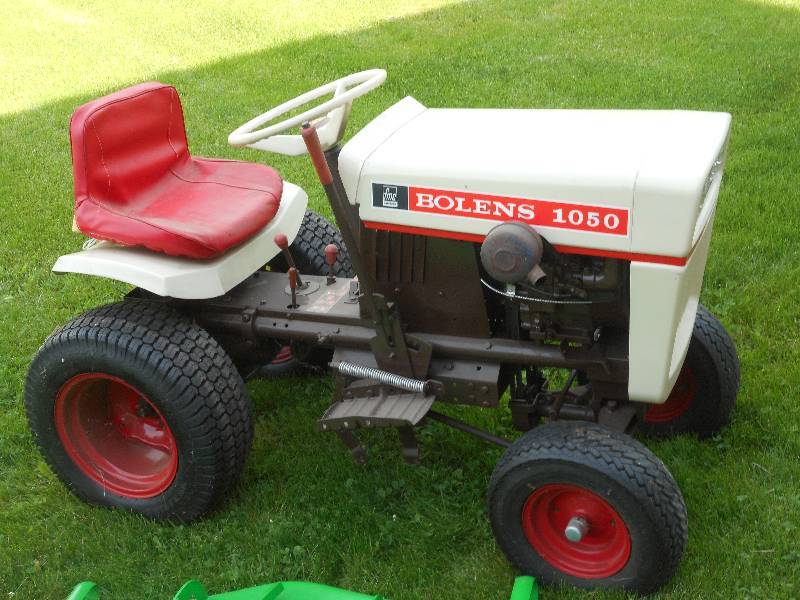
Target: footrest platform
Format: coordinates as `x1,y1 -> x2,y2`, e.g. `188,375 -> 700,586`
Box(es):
318,392 -> 434,432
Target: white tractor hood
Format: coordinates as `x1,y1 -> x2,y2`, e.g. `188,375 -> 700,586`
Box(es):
339,97 -> 730,259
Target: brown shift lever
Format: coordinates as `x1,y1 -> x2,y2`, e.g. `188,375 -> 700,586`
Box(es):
288,267 -> 299,309
325,244 -> 338,285
274,233 -> 303,288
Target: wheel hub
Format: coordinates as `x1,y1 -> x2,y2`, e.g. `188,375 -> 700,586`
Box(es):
564,515 -> 589,543
522,483 -> 631,578
54,373 -> 178,499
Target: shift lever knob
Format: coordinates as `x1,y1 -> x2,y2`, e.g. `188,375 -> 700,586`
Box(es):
325,244 -> 338,266
274,233 -> 289,250
325,244 -> 338,285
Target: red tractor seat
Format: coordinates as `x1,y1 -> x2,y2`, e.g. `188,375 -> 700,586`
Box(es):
70,82 -> 283,259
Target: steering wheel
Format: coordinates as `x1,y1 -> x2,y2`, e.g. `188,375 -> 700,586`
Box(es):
228,69 -> 387,156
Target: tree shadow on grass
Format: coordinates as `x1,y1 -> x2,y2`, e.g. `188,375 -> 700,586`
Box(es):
1,1 -> 800,598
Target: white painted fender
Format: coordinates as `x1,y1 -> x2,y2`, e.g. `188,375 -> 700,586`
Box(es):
52,182 -> 308,299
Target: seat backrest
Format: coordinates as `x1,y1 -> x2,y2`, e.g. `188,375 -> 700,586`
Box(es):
70,82 -> 189,211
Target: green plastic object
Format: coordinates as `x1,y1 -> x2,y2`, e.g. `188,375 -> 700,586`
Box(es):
172,580 -> 382,600
67,582 -> 99,600
66,576 -> 538,600
509,576 -> 538,600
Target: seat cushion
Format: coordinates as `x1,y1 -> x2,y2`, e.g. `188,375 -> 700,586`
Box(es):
70,82 -> 283,259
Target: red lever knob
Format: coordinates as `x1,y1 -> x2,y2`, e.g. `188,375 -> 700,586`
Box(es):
274,233 -> 289,250
325,244 -> 339,266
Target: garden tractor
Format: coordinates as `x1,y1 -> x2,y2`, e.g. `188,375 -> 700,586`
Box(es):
25,70 -> 739,595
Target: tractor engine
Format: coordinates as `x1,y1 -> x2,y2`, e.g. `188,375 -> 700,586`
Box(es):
479,222 -> 628,347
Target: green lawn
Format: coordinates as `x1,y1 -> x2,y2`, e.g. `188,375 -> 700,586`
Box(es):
1,0 -> 799,598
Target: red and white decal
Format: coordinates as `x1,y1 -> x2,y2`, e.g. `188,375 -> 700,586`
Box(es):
408,186 -> 629,236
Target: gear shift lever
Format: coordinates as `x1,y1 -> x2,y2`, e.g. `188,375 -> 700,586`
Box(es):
288,267 -> 299,309
325,244 -> 338,285
274,233 -> 303,288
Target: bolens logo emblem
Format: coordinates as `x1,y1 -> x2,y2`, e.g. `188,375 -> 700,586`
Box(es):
372,183 -> 408,210
381,186 -> 399,207
371,183 -> 629,237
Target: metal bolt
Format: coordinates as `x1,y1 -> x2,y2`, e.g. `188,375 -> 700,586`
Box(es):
564,516 -> 589,543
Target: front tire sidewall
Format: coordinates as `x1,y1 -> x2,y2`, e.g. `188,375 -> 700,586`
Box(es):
639,305 -> 739,438
492,459 -> 663,591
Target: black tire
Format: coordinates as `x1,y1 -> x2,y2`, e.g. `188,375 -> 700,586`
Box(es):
489,421 -> 687,595
268,209 -> 354,277
254,209 -> 354,378
638,304 -> 739,439
25,300 -> 253,522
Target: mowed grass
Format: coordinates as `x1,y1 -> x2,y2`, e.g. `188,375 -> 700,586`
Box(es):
1,0 -> 799,598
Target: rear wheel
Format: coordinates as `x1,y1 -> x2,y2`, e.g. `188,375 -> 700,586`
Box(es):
25,300 -> 253,521
638,304 -> 739,438
489,421 -> 687,594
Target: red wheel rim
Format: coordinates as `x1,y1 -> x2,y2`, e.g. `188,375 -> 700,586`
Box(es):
270,345 -> 294,365
521,483 -> 631,578
54,373 -> 178,499
645,364 -> 697,423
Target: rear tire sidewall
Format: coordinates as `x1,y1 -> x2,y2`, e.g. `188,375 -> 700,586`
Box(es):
492,459 -> 663,591
28,340 -> 203,518
26,302 -> 253,522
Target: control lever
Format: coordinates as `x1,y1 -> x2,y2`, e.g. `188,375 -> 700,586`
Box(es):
288,267 -> 299,308
274,233 -> 303,288
325,244 -> 338,285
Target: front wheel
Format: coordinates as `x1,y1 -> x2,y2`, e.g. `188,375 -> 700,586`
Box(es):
488,421 -> 687,594
25,300 -> 253,522
638,304 -> 739,438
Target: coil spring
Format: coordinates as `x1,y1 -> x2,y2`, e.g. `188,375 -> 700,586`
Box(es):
337,361 -> 427,394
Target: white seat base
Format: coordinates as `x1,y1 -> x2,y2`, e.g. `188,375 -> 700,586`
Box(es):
53,182 -> 308,299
